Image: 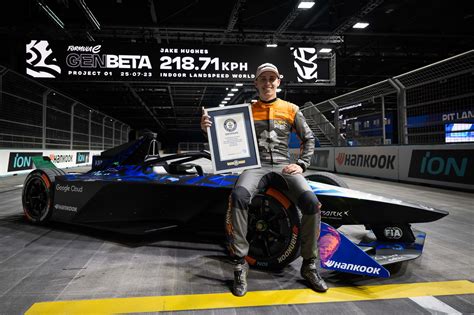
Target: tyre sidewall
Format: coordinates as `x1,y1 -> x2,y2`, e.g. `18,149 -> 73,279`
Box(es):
246,188 -> 301,271
22,170 -> 54,224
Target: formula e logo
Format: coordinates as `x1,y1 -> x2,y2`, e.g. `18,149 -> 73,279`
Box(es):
223,118 -> 237,132
26,40 -> 61,78
384,227 -> 403,239
290,47 -> 318,82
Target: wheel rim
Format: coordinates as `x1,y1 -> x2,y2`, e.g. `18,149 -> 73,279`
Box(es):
247,194 -> 292,259
24,177 -> 49,220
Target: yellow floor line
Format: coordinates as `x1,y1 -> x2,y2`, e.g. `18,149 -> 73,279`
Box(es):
26,280 -> 474,315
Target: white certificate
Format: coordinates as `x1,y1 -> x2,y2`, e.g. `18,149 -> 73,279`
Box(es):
214,113 -> 250,161
205,103 -> 261,174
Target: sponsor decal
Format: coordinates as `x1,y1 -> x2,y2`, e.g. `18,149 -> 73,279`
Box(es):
384,227 -> 403,239
55,184 -> 84,193
26,40 -> 61,78
277,225 -> 299,263
76,152 -> 90,164
335,152 -> 396,169
54,204 -> 78,212
311,150 -> 329,168
49,153 -> 73,164
408,150 -> 473,184
226,160 -> 245,166
323,260 -> 381,275
8,152 -> 42,172
321,210 -> 349,219
259,130 -> 280,151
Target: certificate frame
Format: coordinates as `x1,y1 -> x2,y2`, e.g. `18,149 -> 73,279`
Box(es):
205,103 -> 261,174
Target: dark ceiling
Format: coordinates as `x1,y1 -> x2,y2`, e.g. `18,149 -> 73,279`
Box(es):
1,0 -> 473,147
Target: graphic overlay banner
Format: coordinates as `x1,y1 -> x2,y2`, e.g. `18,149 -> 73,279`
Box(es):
206,104 -> 260,174
24,40 -> 335,85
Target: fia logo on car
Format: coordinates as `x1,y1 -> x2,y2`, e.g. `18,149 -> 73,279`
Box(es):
384,227 -> 403,239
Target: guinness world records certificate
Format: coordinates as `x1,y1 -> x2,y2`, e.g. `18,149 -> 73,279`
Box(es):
205,103 -> 261,174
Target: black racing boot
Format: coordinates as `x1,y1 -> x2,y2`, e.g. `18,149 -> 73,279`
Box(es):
300,258 -> 328,292
232,259 -> 249,297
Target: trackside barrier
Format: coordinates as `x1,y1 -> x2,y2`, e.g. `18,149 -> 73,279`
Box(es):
309,144 -> 474,191
0,149 -> 102,176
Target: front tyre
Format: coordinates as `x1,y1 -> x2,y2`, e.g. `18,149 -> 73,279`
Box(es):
22,169 -> 60,224
246,187 -> 301,271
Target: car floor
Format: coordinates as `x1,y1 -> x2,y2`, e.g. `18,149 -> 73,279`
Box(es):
0,165 -> 473,314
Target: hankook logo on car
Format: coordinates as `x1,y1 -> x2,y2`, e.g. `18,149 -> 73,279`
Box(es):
54,204 -> 77,212
324,260 -> 381,275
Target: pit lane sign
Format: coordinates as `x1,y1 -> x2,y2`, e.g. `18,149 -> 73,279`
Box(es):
24,40 -> 335,85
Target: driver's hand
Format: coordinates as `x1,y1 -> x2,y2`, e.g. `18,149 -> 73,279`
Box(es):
201,107 -> 212,133
282,163 -> 303,175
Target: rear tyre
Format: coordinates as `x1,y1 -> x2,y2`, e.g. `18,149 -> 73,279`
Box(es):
22,169 -> 63,224
246,187 -> 301,271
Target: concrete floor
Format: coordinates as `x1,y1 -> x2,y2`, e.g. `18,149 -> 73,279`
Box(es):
0,166 -> 473,314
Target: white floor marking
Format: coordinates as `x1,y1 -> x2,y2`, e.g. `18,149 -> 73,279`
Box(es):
410,296 -> 461,314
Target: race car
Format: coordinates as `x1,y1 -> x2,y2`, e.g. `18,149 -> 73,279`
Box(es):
21,132 -> 449,277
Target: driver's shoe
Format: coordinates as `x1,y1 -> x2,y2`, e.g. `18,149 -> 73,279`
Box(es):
301,258 -> 328,292
232,259 -> 249,297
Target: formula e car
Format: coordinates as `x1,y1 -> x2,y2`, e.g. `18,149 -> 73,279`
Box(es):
22,132 -> 448,277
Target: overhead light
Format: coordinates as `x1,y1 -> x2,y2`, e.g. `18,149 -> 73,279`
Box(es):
36,0 -> 65,29
224,97 -> 231,101
353,22 -> 369,29
298,1 -> 315,9
222,101 -> 228,104
235,83 -> 243,86
319,48 -> 332,53
231,88 -> 239,92
227,93 -> 235,96
77,0 -> 101,30
219,104 -> 225,107
251,99 -> 258,103
266,43 -> 278,48
276,88 -> 282,93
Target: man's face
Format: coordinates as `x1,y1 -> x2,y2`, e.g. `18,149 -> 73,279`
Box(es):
254,71 -> 280,101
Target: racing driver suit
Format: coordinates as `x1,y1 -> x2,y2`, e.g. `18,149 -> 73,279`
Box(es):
225,97 -> 321,263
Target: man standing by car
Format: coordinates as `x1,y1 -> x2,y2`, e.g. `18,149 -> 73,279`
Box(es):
201,63 -> 327,297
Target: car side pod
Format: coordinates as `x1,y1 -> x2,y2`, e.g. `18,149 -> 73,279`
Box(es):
318,222 -> 390,278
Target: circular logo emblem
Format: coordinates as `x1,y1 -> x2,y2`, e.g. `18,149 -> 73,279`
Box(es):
223,118 -> 237,132
384,227 -> 403,239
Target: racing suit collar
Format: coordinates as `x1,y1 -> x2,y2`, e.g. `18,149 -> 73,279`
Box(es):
256,97 -> 278,107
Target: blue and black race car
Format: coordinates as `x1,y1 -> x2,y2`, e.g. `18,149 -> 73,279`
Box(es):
21,132 -> 448,278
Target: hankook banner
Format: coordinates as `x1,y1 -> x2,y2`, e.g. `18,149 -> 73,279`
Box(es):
25,40 -> 334,84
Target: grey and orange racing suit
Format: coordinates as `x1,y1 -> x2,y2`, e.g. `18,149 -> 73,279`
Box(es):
226,98 -> 321,262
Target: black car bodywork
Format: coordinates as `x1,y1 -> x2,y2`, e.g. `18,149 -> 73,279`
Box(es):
22,133 -> 449,275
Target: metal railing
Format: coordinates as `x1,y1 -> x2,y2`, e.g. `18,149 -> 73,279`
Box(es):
0,65 -> 130,150
302,50 -> 474,146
